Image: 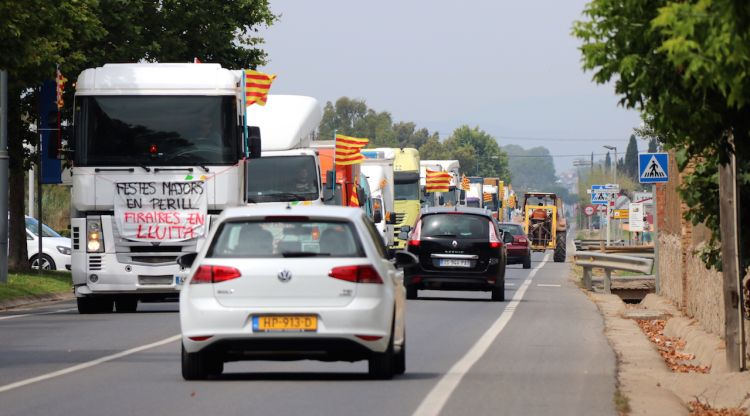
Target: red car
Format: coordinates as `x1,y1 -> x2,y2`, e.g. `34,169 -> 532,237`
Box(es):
498,222 -> 531,269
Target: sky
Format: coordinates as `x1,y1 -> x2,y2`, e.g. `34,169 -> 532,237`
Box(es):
256,0 -> 643,174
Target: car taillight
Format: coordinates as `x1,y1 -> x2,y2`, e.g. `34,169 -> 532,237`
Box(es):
329,265 -> 383,284
408,220 -> 422,247
190,265 -> 242,284
489,222 -> 502,249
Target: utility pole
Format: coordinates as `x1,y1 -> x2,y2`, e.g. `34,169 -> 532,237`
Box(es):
1,70 -> 9,284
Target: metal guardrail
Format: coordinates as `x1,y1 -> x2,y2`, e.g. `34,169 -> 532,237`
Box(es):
573,251 -> 654,294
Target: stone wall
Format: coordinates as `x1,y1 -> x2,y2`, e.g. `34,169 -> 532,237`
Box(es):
658,233 -> 684,308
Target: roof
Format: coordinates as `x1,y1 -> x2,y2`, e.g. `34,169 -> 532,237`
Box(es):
219,205 -> 365,222
247,95 -> 322,151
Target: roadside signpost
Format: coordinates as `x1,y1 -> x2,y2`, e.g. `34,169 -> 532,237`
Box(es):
584,205 -> 595,216
629,202 -> 644,233
591,184 -> 619,246
639,152 -> 670,295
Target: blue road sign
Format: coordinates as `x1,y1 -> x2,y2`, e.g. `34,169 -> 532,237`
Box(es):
639,153 -> 669,183
591,185 -> 610,205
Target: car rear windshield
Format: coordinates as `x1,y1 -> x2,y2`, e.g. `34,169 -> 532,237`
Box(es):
207,219 -> 364,258
420,214 -> 489,239
498,223 -> 525,236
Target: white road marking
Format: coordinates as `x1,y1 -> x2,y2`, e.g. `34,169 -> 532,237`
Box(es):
505,282 -> 516,286
537,284 -> 561,287
413,252 -> 551,416
0,334 -> 180,394
0,308 -> 77,321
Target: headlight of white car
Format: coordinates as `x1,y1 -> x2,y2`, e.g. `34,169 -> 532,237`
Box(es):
57,246 -> 72,255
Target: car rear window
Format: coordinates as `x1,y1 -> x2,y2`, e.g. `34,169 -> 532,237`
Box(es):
207,219 -> 364,258
499,223 -> 524,236
420,214 -> 489,239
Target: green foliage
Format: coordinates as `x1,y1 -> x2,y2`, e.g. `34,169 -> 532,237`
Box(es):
573,0 -> 750,270
502,144 -> 557,195
624,135 -> 639,181
0,271 -> 72,302
443,126 -> 510,179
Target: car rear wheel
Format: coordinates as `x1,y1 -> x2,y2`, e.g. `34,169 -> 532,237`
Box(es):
369,329 -> 395,380
114,297 -> 138,313
77,296 -> 114,314
394,333 -> 406,375
182,344 -> 223,380
30,254 -> 56,270
405,285 -> 418,300
491,280 -> 505,302
523,254 -> 531,269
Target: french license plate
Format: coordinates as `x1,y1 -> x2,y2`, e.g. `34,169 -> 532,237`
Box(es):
439,259 -> 471,268
252,315 -> 318,332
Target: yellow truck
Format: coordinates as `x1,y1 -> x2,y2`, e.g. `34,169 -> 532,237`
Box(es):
373,148 -> 420,250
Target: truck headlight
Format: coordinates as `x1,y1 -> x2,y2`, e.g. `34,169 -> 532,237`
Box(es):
87,218 -> 105,253
57,246 -> 72,255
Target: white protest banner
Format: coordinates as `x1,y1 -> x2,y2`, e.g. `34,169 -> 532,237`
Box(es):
114,181 -> 207,242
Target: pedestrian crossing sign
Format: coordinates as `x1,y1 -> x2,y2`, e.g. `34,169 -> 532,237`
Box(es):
590,185 -> 612,205
638,153 -> 669,183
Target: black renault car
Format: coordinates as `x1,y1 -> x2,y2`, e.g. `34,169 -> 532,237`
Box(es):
401,207 -> 512,301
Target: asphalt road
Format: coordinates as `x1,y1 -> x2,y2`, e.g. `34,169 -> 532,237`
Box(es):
0,252 -> 615,416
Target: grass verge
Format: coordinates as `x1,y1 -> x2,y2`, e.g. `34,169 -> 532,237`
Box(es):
0,271 -> 72,302
614,388 -> 631,415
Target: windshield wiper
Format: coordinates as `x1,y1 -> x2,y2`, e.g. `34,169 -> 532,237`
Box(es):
273,192 -> 312,201
198,164 -> 209,173
281,251 -> 328,258
140,164 -> 151,172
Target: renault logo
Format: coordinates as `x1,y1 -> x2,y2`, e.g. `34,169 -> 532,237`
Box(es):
452,240 -> 458,248
277,269 -> 292,283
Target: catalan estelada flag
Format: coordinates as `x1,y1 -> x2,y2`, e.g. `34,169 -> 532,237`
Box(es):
244,69 -> 276,106
426,169 -> 451,193
335,134 -> 369,165
461,174 -> 470,191
483,192 -> 493,202
56,65 -> 67,109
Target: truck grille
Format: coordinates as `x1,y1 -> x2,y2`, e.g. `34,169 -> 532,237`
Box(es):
394,213 -> 406,224
72,227 -> 80,250
89,255 -> 102,271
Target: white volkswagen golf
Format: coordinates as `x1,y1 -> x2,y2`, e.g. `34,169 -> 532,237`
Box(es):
179,205 -> 415,380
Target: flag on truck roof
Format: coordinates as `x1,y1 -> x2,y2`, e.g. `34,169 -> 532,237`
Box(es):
244,69 -> 276,106
426,169 -> 451,193
461,174 -> 470,191
335,134 -> 369,165
483,192 -> 492,202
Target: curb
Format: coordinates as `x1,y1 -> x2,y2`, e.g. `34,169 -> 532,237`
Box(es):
0,292 -> 75,311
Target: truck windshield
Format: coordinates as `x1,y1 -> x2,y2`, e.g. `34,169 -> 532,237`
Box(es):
394,172 -> 419,201
75,96 -> 238,166
245,155 -> 319,203
442,189 -> 458,205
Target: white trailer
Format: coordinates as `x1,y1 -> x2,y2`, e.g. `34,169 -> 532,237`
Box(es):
362,157 -> 395,247
69,63 -> 258,313
244,95 -> 323,206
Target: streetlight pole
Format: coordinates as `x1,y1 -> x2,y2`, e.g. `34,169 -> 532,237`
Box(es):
604,145 -> 617,184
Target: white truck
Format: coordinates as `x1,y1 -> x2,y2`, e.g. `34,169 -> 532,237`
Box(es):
419,159 -> 462,207
68,63 -> 261,314
361,153 -> 395,248
244,95 -> 323,206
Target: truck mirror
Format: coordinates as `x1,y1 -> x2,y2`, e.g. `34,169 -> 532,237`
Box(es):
385,212 -> 398,225
373,210 -> 382,224
438,195 -> 445,205
248,126 -> 262,159
356,186 -> 366,207
325,170 -> 335,186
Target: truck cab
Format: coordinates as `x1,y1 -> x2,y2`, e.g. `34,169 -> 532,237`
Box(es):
373,148 -> 420,250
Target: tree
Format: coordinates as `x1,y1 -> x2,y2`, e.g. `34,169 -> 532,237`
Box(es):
443,125 -> 509,179
573,0 -> 750,271
648,138 -> 658,153
1,0 -> 277,272
418,137 -> 449,160
624,135 -> 639,180
604,152 -> 611,173
502,144 -> 557,195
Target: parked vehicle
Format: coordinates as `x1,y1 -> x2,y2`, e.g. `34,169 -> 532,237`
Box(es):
371,148 -> 420,250
25,216 -> 71,271
498,222 -> 531,269
178,205 -> 417,380
402,207 -> 512,301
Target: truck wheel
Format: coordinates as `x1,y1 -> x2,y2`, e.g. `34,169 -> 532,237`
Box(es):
554,233 -> 567,263
115,297 -> 138,313
77,297 -> 114,314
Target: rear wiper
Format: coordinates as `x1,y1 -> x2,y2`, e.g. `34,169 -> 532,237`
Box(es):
281,251 -> 329,258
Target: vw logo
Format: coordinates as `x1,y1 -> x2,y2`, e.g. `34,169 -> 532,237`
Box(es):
452,240 -> 458,248
277,269 -> 292,283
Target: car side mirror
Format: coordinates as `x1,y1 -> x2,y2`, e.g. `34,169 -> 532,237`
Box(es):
393,250 -> 418,269
247,126 -> 262,159
503,232 -> 513,244
176,252 -> 198,269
